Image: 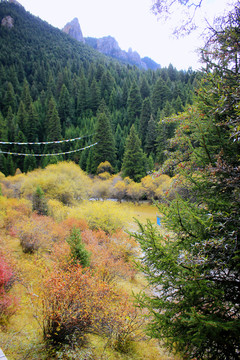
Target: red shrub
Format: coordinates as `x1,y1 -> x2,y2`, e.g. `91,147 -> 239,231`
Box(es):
0,254 -> 18,325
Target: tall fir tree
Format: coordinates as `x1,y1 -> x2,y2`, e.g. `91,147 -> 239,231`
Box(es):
145,115 -> 157,155
93,109 -> 116,173
139,97 -> 152,148
45,97 -> 62,152
121,124 -> 146,182
127,81 -> 142,127
133,4 -> 240,358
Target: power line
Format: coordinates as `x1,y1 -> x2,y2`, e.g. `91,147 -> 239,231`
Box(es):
0,143 -> 97,157
0,133 -> 94,146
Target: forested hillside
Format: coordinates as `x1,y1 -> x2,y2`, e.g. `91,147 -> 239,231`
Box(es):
0,1 -> 198,176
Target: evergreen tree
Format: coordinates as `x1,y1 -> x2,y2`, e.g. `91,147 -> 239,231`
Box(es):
133,5 -> 240,358
139,97 -> 152,148
67,228 -> 90,267
127,81 -> 142,127
93,110 -> 116,173
21,79 -> 33,110
140,77 -> 150,99
121,124 -> 146,182
151,77 -> 170,116
23,152 -> 37,173
45,97 -> 62,151
6,154 -> 15,176
145,115 -> 157,155
3,82 -> 17,116
27,102 -> 38,141
0,112 -> 8,141
6,107 -> 16,142
89,78 -> 101,115
58,84 -> 73,129
17,101 -> 28,135
32,185 -> 48,215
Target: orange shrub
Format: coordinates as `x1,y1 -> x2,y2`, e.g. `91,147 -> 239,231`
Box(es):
82,229 -> 137,283
42,264 -> 118,345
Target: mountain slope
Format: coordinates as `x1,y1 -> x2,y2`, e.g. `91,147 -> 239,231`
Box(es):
0,0 -> 197,176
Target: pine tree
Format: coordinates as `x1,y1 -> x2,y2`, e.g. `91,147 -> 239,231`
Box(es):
58,84 -> 73,129
3,82 -> 17,116
93,110 -> 116,173
45,97 -> 62,151
145,115 -> 157,155
89,78 -> 101,115
17,101 -> 28,135
121,124 -> 146,182
133,5 -> 240,358
0,112 -> 8,141
151,77 -> 170,116
27,102 -> 39,141
140,77 -> 150,99
67,228 -> 90,267
127,81 -> 142,127
32,185 -> 48,215
139,97 -> 152,148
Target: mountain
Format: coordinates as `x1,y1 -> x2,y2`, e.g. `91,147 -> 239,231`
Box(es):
0,0 -> 197,176
62,17 -> 85,44
62,17 -> 160,70
85,36 -> 159,70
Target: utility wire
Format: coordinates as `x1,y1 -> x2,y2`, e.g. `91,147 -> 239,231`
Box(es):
0,133 -> 95,145
0,143 -> 97,157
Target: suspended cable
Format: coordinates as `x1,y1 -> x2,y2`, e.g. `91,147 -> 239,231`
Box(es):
0,143 -> 97,157
0,133 -> 95,146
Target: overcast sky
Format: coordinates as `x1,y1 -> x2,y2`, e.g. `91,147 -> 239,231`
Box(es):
18,0 -> 233,70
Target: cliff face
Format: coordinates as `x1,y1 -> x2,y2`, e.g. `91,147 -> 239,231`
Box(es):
85,36 -> 150,70
62,17 -> 85,43
63,19 -> 160,70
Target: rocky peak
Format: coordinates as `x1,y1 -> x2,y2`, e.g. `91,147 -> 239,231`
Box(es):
62,18 -> 85,43
1,15 -> 14,29
96,36 -> 121,54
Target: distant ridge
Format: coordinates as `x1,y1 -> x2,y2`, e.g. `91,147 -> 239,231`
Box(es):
63,18 -> 160,70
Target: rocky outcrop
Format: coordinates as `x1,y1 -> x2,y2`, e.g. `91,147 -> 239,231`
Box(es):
1,15 -> 14,29
85,36 -> 152,70
62,18 -> 85,43
63,19 -> 160,70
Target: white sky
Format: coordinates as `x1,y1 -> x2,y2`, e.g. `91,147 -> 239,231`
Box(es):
18,0 -> 233,70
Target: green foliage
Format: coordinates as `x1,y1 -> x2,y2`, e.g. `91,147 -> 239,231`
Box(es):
32,185 -> 48,215
93,110 -> 116,173
0,1 -> 196,175
67,227 -> 90,267
134,4 -> 240,359
121,125 -> 146,182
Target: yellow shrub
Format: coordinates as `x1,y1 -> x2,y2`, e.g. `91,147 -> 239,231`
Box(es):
68,200 -> 129,233
47,199 -> 69,222
20,162 -> 92,204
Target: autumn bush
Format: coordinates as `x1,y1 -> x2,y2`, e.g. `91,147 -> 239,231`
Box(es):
82,229 -> 137,283
42,263 -> 142,353
0,196 -> 31,231
68,200 -> 128,233
0,254 -> 18,326
42,264 -> 117,346
13,214 -> 68,253
20,162 -> 92,205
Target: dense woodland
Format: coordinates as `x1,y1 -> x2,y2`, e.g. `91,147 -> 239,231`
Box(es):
0,1 -> 198,177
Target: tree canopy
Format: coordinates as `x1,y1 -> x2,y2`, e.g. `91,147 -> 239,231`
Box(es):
133,3 -> 240,358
